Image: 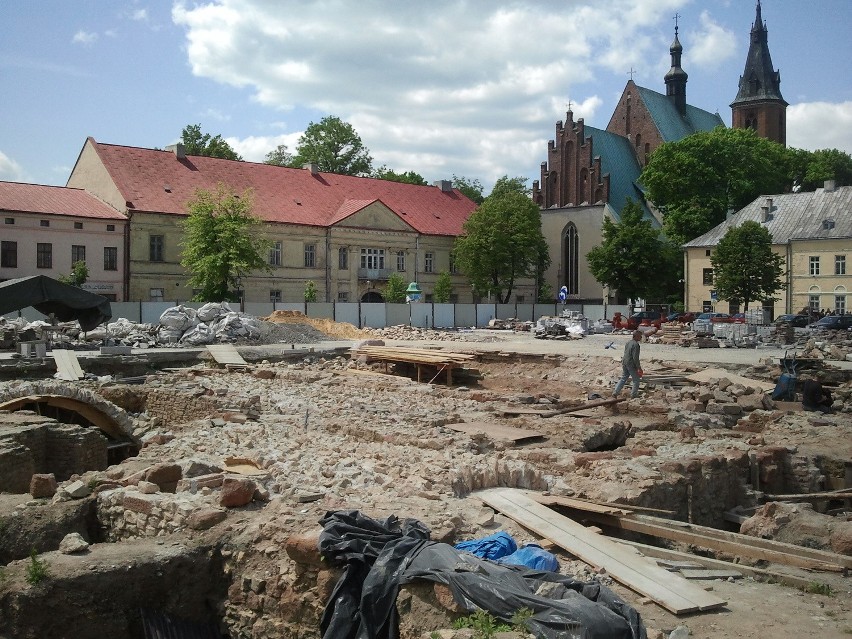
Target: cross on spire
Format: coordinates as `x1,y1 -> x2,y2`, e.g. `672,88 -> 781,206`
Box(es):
566,99 -> 573,111
674,12 -> 681,35
628,67 -> 636,80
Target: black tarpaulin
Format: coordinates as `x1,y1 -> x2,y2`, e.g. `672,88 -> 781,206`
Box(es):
0,275 -> 112,331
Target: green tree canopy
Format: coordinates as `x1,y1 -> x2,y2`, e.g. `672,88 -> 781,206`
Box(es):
180,124 -> 242,161
640,127 -> 789,245
290,115 -> 372,176
264,144 -> 294,167
489,175 -> 529,197
587,198 -> 679,306
452,174 -> 485,205
788,147 -> 852,192
180,183 -> 270,302
433,271 -> 453,303
373,166 -> 428,185
453,189 -> 549,303
383,272 -> 407,303
304,280 -> 318,302
58,260 -> 88,288
710,220 -> 785,313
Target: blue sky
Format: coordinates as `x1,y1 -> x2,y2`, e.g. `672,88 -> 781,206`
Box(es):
1,0 -> 850,192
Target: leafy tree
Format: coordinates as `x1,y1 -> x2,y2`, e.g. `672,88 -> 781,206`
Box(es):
710,220 -> 785,313
587,198 -> 676,306
383,272 -> 407,303
453,189 -> 549,303
373,166 -> 428,185
58,261 -> 88,287
180,183 -> 270,302
640,127 -> 789,245
433,271 -> 453,303
291,115 -> 372,176
489,175 -> 529,197
180,124 -> 242,161
788,147 -> 852,191
304,280 -> 318,302
452,174 -> 485,204
264,144 -> 293,167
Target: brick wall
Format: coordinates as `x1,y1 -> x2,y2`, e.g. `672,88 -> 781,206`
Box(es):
45,424 -> 108,481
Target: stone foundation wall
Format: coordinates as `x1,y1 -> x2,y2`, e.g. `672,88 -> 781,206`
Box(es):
96,488 -> 217,541
45,424 -> 108,481
0,442 -> 37,493
142,388 -> 221,425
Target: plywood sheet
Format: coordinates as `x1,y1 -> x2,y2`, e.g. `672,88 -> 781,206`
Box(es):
207,344 -> 248,366
444,422 -> 543,442
53,349 -> 84,380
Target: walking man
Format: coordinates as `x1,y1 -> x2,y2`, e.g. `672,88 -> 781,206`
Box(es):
613,330 -> 643,398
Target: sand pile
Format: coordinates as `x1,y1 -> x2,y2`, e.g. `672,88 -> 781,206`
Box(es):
262,310 -> 365,339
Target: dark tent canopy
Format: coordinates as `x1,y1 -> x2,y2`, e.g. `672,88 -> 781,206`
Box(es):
0,275 -> 112,331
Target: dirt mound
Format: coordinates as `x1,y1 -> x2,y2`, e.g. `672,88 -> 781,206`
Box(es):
262,310 -> 365,339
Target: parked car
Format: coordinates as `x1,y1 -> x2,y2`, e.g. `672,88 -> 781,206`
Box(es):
666,311 -> 695,324
625,310 -> 664,330
774,314 -> 811,328
692,312 -> 731,335
806,315 -> 852,331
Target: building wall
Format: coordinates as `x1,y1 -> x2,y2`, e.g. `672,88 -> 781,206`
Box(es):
66,140 -> 128,212
0,210 -> 126,300
606,81 -> 665,167
731,101 -> 786,146
788,238 -> 850,314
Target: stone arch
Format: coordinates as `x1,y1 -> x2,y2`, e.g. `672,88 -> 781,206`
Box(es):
361,291 -> 384,303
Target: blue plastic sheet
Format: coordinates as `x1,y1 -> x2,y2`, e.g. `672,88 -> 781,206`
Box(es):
454,531 -> 517,560
500,544 -> 559,572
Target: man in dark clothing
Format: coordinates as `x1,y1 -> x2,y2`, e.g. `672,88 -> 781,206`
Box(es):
802,378 -> 833,413
613,330 -> 643,398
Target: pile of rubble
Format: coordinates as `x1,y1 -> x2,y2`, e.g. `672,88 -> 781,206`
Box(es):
363,325 -> 502,342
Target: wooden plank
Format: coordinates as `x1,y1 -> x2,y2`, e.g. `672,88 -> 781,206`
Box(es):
480,488 -> 727,614
680,569 -> 743,580
764,489 -> 852,501
502,397 -> 625,418
53,349 -> 84,381
207,344 -> 248,366
443,422 -> 543,443
531,492 -> 676,516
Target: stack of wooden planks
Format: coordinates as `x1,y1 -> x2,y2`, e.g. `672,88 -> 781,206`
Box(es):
351,345 -> 479,385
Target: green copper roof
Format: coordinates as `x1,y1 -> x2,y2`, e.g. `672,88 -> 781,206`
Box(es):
636,86 -> 724,142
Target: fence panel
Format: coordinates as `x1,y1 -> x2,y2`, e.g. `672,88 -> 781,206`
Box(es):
455,304 -> 476,327
306,303 -> 334,320
410,303 -> 432,328
274,302 -> 305,314
385,304 -> 410,327
476,304 -> 496,327
495,303 -> 516,320
2,308 -> 47,323
433,303 -> 455,328
533,304 -> 557,320
244,302 -> 274,318
360,303 -> 387,328
335,303 -> 360,327
515,304 -> 534,321
143,302 -> 176,324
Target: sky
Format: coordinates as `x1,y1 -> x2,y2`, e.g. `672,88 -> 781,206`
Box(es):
1,0 -> 851,193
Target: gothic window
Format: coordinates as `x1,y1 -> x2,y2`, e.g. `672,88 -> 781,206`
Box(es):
580,169 -> 588,202
564,223 -> 579,295
626,93 -> 631,135
635,133 -> 641,149
546,171 -> 557,207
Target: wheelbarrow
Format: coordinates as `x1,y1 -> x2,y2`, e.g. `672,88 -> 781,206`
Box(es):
772,350 -> 798,401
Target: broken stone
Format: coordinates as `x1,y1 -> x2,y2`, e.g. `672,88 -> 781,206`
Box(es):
65,480 -> 91,499
59,532 -> 90,554
187,508 -> 227,530
137,480 -> 159,494
284,529 -> 324,566
219,477 -> 257,507
30,473 -> 57,499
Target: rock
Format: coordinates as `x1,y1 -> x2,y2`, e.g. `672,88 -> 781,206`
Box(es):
187,508 -> 227,530
284,529 -> 324,566
253,369 -> 276,379
669,626 -> 690,639
137,480 -> 159,494
144,463 -> 182,491
65,480 -> 91,499
829,522 -> 852,555
59,532 -> 90,554
219,477 -> 257,507
30,473 -> 57,499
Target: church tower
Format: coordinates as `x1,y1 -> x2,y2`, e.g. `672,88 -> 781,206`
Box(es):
664,23 -> 688,115
731,0 -> 787,145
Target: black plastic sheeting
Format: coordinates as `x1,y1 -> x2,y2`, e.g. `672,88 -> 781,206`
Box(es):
318,510 -> 646,639
0,275 -> 112,331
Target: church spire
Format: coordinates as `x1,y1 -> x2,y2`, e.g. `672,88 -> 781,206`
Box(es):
731,0 -> 787,144
664,16 -> 688,116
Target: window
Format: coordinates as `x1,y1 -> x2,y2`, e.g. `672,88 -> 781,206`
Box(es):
104,247 -> 118,271
1,241 -> 17,268
269,241 -> 282,266
74,222 -> 83,229
40,220 -> 49,227
337,291 -> 350,302
702,268 -> 714,285
836,295 -> 847,315
106,224 -> 115,231
702,300 -> 712,313
705,249 -> 711,257
4,218 -> 13,225
396,250 -> 406,272
564,224 -> 579,294
809,256 -> 820,276
516,295 -> 525,303
149,288 -> 164,302
150,235 -> 164,262
338,247 -> 348,270
809,295 -> 820,314
835,255 -> 846,275
269,290 -> 282,303
449,294 -> 459,303
449,254 -> 458,275
425,293 -> 434,303
71,245 -> 86,264
424,252 -> 434,273
37,243 -> 52,269
360,248 -> 385,270
304,243 -> 316,267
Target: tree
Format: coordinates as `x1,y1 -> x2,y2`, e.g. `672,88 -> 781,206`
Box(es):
788,148 -> 852,191
383,272 -> 407,303
58,260 -> 88,287
433,272 -> 453,303
264,144 -> 293,167
710,221 -> 785,313
489,175 -> 529,197
640,127 -> 789,245
290,116 -> 372,176
586,198 -> 677,306
373,166 -> 428,185
452,175 -> 485,204
180,183 -> 270,302
453,189 -> 549,303
304,280 -> 318,302
180,124 -> 242,161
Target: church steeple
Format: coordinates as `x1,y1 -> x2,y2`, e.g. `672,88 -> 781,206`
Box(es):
664,19 -> 688,116
731,0 -> 787,144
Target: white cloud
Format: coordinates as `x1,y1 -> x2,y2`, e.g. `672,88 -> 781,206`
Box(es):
687,11 -> 737,70
72,30 -> 98,45
0,150 -> 25,181
132,8 -> 149,21
229,133 -> 302,163
787,101 -> 852,155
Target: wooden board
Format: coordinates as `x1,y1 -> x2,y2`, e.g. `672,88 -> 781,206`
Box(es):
52,349 -> 84,381
443,422 -> 543,443
680,569 -> 743,580
685,368 -> 774,392
207,344 -> 248,366
502,397 -> 625,418
530,493 -> 633,516
479,488 -> 727,614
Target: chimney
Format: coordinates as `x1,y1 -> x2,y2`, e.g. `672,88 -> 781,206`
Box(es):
303,163 -> 319,175
165,144 -> 185,160
824,179 -> 836,192
433,180 -> 453,193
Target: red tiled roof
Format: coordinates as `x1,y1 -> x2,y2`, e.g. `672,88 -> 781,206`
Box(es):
0,181 -> 126,220
89,139 -> 477,235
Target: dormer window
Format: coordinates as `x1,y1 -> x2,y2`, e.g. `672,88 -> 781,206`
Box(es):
823,219 -> 836,230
